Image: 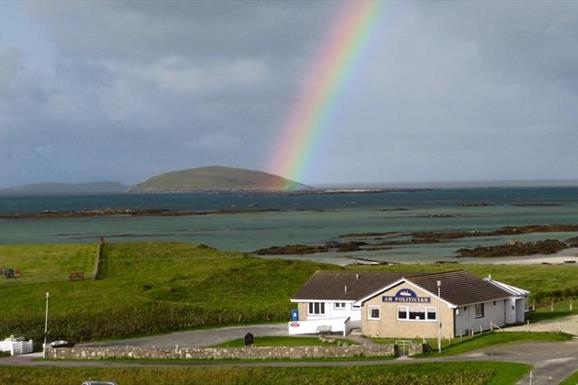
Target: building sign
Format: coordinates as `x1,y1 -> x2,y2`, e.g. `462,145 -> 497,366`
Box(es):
382,288 -> 431,303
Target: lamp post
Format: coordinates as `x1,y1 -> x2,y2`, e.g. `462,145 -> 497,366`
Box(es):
437,280 -> 442,353
43,292 -> 49,359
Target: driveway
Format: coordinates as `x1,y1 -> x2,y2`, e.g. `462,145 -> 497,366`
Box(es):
80,323 -> 289,348
504,314 -> 578,335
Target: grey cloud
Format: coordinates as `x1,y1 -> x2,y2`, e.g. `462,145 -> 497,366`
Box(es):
1,1 -> 578,187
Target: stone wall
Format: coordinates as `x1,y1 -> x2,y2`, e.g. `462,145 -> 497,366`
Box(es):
47,343 -> 421,360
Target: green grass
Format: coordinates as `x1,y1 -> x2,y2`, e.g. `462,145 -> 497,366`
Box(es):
421,331 -> 572,357
560,370 -> 578,385
0,362 -> 530,385
0,242 -> 332,345
370,331 -> 572,357
0,244 -> 96,285
210,336 -> 356,348
2,241 -> 578,347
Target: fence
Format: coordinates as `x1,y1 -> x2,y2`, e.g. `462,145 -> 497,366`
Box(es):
93,238 -> 105,280
288,317 -> 352,336
0,339 -> 33,356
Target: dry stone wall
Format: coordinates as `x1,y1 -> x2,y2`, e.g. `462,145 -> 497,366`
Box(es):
47,344 -> 421,360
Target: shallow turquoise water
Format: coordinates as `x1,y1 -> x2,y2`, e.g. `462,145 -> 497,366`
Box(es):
1,190 -> 578,263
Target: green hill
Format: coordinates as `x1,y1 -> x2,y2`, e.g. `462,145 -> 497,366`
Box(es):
130,165 -> 309,192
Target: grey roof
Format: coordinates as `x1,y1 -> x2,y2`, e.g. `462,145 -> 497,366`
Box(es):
406,270 -> 514,306
292,271 -> 404,301
292,270 -> 516,306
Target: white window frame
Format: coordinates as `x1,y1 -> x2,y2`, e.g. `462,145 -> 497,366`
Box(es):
475,303 -> 485,318
334,302 -> 347,310
368,305 -> 381,320
397,306 -> 409,320
397,305 -> 437,322
426,306 -> 437,321
308,302 -> 325,316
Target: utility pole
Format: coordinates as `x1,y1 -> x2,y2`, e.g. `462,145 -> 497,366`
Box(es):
43,292 -> 50,359
437,280 -> 442,353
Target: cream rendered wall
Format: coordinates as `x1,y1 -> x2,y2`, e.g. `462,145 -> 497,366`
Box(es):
361,282 -> 455,339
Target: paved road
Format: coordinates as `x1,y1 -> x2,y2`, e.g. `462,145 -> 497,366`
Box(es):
80,323 -> 289,348
2,340 -> 578,384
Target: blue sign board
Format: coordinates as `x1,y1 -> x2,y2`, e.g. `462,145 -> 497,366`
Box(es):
382,288 -> 431,303
290,309 -> 299,321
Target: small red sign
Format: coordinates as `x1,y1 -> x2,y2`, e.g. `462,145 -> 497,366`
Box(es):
290,322 -> 300,328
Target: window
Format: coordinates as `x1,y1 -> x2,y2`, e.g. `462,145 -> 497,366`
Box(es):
308,302 -> 325,315
398,306 -> 436,321
334,302 -> 347,310
397,306 -> 408,320
426,307 -> 437,321
409,308 -> 426,320
368,305 -> 380,320
475,303 -> 485,318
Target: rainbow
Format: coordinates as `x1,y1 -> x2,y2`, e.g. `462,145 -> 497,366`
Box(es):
267,0 -> 381,188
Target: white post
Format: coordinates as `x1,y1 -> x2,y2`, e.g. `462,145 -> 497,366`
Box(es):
529,370 -> 533,385
43,292 -> 50,359
570,299 -> 573,311
437,280 -> 442,353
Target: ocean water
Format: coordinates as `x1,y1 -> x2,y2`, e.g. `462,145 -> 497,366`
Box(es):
1,187 -> 578,263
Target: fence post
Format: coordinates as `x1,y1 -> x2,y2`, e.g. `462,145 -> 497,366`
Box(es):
551,299 -> 554,312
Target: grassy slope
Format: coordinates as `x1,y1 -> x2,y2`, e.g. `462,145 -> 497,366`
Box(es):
0,362 -> 530,385
1,242 -> 578,345
0,242 -> 331,343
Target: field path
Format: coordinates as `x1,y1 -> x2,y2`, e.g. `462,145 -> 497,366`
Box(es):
1,340 -> 578,384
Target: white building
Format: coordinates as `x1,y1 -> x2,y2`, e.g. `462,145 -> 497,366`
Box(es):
289,270 -> 529,338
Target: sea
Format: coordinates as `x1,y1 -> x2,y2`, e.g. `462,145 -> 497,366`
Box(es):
1,187 -> 578,264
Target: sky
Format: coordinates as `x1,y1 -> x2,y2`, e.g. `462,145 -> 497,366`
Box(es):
1,0 -> 578,188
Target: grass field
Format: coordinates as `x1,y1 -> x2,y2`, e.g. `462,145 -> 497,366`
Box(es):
1,241 -> 578,345
0,362 -> 530,385
210,336 -> 356,348
0,242 -> 330,345
0,244 -> 96,285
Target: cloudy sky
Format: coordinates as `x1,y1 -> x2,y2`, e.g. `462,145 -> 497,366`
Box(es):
1,0 -> 578,188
